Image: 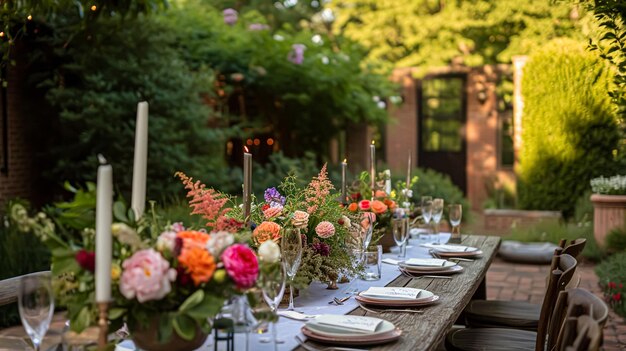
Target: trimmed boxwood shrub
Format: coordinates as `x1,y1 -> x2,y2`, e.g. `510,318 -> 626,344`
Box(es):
517,39 -> 620,218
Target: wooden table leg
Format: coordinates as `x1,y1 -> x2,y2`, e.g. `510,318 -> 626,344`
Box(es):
472,277 -> 487,300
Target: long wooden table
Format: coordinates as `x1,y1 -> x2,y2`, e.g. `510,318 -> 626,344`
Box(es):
297,235 -> 501,351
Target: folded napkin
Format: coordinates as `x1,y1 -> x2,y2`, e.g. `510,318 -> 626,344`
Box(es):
422,243 -> 477,252
382,258 -> 401,265
310,314 -> 384,334
361,287 -> 422,300
403,258 -> 449,267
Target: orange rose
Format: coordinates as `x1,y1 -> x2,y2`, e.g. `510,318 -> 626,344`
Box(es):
177,230 -> 211,250
371,200 -> 388,214
252,221 -> 282,245
361,212 -> 377,229
384,199 -> 397,210
178,247 -> 216,286
348,203 -> 358,212
375,190 -> 387,198
358,200 -> 371,211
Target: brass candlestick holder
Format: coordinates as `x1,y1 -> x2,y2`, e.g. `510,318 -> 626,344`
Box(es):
97,302 -> 109,349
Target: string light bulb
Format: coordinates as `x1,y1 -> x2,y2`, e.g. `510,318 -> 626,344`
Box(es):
0,32 -> 4,38
27,15 -> 32,21
91,5 -> 97,11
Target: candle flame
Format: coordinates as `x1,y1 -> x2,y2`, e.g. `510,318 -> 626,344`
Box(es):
371,140 -> 375,145
244,146 -> 249,153
343,158 -> 347,163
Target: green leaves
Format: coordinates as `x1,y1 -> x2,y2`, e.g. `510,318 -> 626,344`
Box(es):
172,314 -> 196,341
178,290 -> 205,313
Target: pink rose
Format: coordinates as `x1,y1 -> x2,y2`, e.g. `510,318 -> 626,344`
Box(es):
119,249 -> 177,303
315,221 -> 336,238
221,244 -> 259,289
263,206 -> 282,219
292,210 -> 309,229
156,231 -> 177,252
358,200 -> 371,211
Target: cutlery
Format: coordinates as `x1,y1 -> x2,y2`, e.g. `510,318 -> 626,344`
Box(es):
295,335 -> 369,351
357,303 -> 424,314
430,249 -> 474,262
398,269 -> 453,279
329,296 -> 351,305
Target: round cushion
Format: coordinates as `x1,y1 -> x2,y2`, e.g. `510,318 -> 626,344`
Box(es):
498,240 -> 559,264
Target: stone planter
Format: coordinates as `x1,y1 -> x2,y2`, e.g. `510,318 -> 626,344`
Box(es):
591,194 -> 626,248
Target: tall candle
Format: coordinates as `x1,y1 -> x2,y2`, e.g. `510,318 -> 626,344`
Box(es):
341,159 -> 347,204
95,155 -> 113,303
131,101 -> 149,220
406,151 -> 412,190
243,147 -> 252,224
384,169 -> 392,194
370,141 -> 376,198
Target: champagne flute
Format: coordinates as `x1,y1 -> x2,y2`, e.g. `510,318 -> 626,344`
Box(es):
449,204 -> 463,242
259,262 -> 287,345
421,196 -> 433,242
392,209 -> 409,258
18,273 -> 54,351
431,198 -> 444,243
280,228 -> 302,311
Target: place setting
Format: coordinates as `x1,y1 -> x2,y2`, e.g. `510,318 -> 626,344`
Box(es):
299,314 -> 403,346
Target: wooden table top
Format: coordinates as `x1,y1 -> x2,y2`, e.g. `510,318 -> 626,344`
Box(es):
297,234 -> 502,351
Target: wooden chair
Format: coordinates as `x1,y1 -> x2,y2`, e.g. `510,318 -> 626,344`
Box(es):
445,252 -> 577,351
463,239 -> 586,330
549,288 -> 609,351
0,271 -> 51,306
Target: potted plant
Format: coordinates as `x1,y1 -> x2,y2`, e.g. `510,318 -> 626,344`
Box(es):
590,175 -> 626,248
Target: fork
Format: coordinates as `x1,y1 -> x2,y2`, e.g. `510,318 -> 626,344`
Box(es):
295,335 -> 369,351
429,249 -> 474,262
358,303 -> 424,314
398,269 -> 453,279
329,296 -> 351,305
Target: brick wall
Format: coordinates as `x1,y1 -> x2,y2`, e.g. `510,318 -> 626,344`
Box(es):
0,44 -> 46,210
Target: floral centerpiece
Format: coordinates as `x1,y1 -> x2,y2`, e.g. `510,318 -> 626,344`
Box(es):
10,180 -> 259,350
226,164 -> 361,287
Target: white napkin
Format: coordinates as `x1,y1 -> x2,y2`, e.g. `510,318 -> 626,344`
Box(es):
382,258 -> 401,265
278,310 -> 317,321
403,258 -> 449,267
310,314 -> 384,334
422,243 -> 478,252
361,287 -> 422,300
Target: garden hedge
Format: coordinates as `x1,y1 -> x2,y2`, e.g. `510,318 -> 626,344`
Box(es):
517,39 -> 620,218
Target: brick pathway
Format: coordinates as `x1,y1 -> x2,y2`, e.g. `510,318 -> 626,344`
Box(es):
487,257 -> 626,350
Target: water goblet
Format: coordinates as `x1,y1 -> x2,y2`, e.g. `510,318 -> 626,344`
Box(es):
431,198 -> 444,243
449,204 -> 463,243
421,196 -> 433,242
392,210 -> 409,258
259,262 -> 287,345
18,273 -> 54,351
280,228 -> 302,311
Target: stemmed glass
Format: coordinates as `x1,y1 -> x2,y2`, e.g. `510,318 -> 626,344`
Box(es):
449,204 -> 463,242
18,273 -> 54,351
421,196 -> 433,242
280,228 -> 302,311
392,209 -> 409,258
431,198 -> 444,243
259,262 -> 287,345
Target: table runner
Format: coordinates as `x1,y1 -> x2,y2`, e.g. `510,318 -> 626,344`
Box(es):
117,234 -> 452,351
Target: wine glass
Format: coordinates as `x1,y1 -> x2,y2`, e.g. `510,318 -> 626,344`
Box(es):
449,204 -> 463,241
421,196 -> 433,242
392,209 -> 409,258
361,214 -> 374,252
259,262 -> 287,345
431,198 -> 444,243
280,228 -> 302,311
18,273 -> 54,351
344,247 -> 365,295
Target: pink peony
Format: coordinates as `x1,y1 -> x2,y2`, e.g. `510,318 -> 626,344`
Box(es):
223,8 -> 238,26
119,249 -> 177,303
292,210 -> 309,229
315,221 -> 335,238
221,244 -> 259,289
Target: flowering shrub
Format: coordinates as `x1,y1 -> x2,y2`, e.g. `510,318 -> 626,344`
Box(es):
596,252 -> 626,317
591,175 -> 626,195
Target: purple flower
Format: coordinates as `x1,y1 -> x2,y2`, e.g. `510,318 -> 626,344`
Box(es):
288,44 -> 306,65
264,187 -> 286,207
223,8 -> 238,26
248,23 -> 270,31
311,242 -> 331,257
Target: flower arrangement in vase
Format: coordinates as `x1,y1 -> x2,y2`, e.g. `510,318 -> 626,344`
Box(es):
10,179 -> 260,351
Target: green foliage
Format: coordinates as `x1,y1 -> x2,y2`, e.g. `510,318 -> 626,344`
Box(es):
517,39 -> 620,218
0,201 -> 51,328
574,190 -> 594,223
595,252 -> 626,317
506,220 -> 604,262
35,12 -> 228,201
330,0 -> 588,71
606,225 -> 626,253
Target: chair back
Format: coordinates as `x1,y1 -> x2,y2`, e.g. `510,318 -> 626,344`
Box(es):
536,251 -> 577,351
562,239 -> 586,260
548,288 -> 609,351
0,271 -> 51,306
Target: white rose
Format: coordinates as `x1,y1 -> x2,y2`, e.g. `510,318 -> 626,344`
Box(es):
206,231 -> 235,257
341,215 -> 351,229
258,240 -> 280,263
156,231 -> 177,252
